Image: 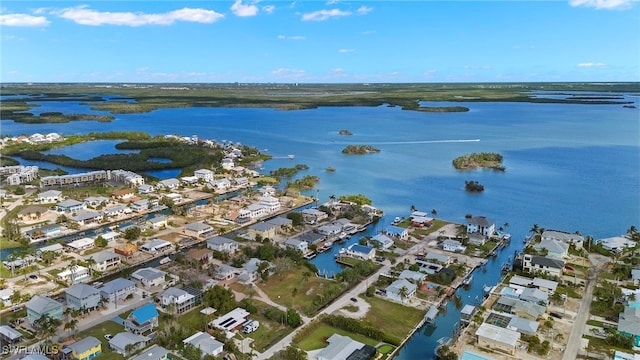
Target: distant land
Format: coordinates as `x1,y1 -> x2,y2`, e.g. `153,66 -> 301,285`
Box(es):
1,83 -> 638,122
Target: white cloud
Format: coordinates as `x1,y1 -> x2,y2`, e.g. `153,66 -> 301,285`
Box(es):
231,0 -> 259,17
278,35 -> 305,40
356,6 -> 373,15
338,49 -> 355,53
301,9 -> 351,21
271,68 -> 306,79
326,0 -> 340,5
0,13 -> 49,27
262,5 -> 275,14
577,62 -> 607,67
55,5 -> 224,26
569,0 -> 633,9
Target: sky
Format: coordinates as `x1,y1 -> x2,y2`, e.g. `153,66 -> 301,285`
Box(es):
1,0 -> 639,83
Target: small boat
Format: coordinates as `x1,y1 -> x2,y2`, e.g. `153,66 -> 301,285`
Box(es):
462,274 -> 473,286
303,252 -> 317,260
288,154 -> 295,159
338,232 -> 348,240
159,257 -> 172,265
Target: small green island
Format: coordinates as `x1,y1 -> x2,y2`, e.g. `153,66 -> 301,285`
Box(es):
465,180 -> 485,192
338,129 -> 353,135
341,145 -> 381,155
452,152 -> 505,171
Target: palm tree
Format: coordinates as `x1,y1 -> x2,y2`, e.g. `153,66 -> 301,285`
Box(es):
85,257 -> 96,276
64,318 -> 79,339
628,226 -> 638,235
530,224 -> 541,234
41,250 -> 56,266
67,260 -> 78,284
431,209 -> 438,217
399,286 -> 409,303
410,205 -> 417,212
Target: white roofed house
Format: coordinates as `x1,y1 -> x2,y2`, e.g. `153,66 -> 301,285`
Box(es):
138,184 -> 155,194
301,208 -> 328,224
206,236 -> 240,254
141,239 -> 173,253
183,331 -> 224,357
475,323 -> 520,355
184,222 -> 215,238
258,195 -> 281,213
86,250 -> 121,272
70,210 -> 103,226
316,334 -> 377,360
466,216 -> 496,238
102,204 -> 130,218
370,233 -> 394,250
57,265 -> 91,284
157,178 -> 180,190
57,199 -> 86,213
385,278 -> 417,304
221,158 -> 235,170
65,237 -> 95,252
207,178 -> 232,192
37,190 -> 62,203
194,168 -> 214,182
180,176 -> 199,185
161,287 -> 199,314
131,267 -> 168,288
215,264 -> 239,281
534,239 -> 569,259
284,238 -> 309,253
442,239 -> 466,253
246,203 -> 268,219
130,199 -> 150,212
84,196 -> 109,207
542,230 -> 585,248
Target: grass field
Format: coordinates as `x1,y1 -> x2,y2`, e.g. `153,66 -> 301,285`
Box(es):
296,323 -> 380,351
363,296 -> 426,345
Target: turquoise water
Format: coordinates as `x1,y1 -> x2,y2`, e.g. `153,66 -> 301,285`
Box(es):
2,93 -> 639,358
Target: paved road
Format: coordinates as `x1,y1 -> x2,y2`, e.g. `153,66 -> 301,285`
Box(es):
562,254 -> 608,360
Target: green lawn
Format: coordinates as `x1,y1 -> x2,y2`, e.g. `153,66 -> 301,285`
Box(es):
296,323 -> 380,351
363,296 -> 426,345
70,320 -> 125,360
410,219 -> 449,237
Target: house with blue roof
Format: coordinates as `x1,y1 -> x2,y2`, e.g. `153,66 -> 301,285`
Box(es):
124,303 -> 159,335
370,233 -> 394,250
386,225 -> 409,240
344,244 -> 376,261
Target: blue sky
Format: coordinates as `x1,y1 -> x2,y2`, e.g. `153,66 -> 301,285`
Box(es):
1,0 -> 639,83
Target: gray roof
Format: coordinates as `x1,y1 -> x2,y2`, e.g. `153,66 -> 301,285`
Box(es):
131,267 -> 166,282
250,222 -> 276,231
71,210 -> 101,221
508,316 -> 539,335
399,270 -> 426,282
163,287 -> 189,298
509,275 -> 533,287
532,277 -> 558,291
386,278 -> 417,294
468,216 -> 494,227
129,345 -> 170,360
618,318 -> 640,336
266,217 -> 292,226
109,332 -> 149,350
183,331 -> 224,355
58,199 -> 83,207
26,295 -> 62,314
207,236 -> 237,245
101,278 -> 135,294
475,323 -> 520,346
317,333 -> 365,360
66,283 -> 100,299
86,250 -> 120,264
184,222 -> 212,232
69,336 -> 101,354
0,325 -> 22,340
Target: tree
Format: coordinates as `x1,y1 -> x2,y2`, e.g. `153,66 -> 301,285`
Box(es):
410,204 -> 417,212
64,318 -> 78,338
399,286 -> 409,302
33,314 -> 61,341
530,224 -> 541,234
431,208 -> 438,217
41,250 -> 56,266
286,308 -> 302,327
85,257 -> 96,276
180,343 -> 203,360
94,236 -> 107,247
124,227 -> 141,241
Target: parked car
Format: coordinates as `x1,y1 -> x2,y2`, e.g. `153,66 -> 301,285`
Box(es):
29,275 -> 37,280
104,334 -> 113,340
350,297 -> 358,302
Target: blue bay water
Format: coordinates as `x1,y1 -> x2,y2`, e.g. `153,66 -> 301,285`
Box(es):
1,95 -> 639,358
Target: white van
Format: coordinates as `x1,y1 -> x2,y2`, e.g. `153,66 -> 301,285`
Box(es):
242,320 -> 259,333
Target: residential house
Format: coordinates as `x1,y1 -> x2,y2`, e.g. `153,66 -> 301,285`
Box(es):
57,265 -> 91,284
147,215 -> 168,229
468,233 -> 487,246
316,333 -> 377,360
65,283 -> 101,311
157,178 -> 180,190
184,222 -> 215,238
493,296 -> 546,320
37,190 -> 62,203
25,295 -> 63,324
124,303 -> 160,335
129,345 -> 170,360
598,236 -> 637,253
103,205 -> 130,218
301,208 -> 328,224
35,242 -> 64,258
248,222 -> 277,241
208,178 -> 232,192
186,248 -> 213,265
141,239 -> 173,253
258,196 -> 281,212
130,199 -> 150,212
131,267 -> 167,288
161,287 -> 198,314
618,306 -> 640,346
343,244 -> 376,261
84,196 -> 109,207
86,250 -> 121,272
26,224 -> 62,241
138,184 -> 155,194
386,225 -> 409,240
532,277 -> 559,294
66,336 -> 102,360
183,331 -> 224,357
57,199 -> 86,213
18,206 -> 49,221
519,287 -> 549,305
180,176 -> 199,185
265,216 -> 293,234
234,176 -> 249,188
245,203 -> 268,219
423,252 -> 451,265
221,158 -> 235,170
210,307 -> 250,334
100,278 -> 136,302
0,325 -> 22,345
215,264 -> 239,281
534,239 -> 569,259
284,238 -> 308,253
110,169 -> 145,187
112,188 -> 135,201
317,223 -> 342,237
507,316 -> 540,336
442,239 -> 466,253
65,238 -> 95,252
259,185 -> 276,197
542,230 -> 584,248
466,216 -> 496,238
239,258 -> 273,283
399,270 -> 427,283
385,278 -> 417,304
410,215 -> 433,228
70,210 -> 103,226
164,193 -> 182,204
522,255 -> 564,278
109,332 -> 149,355
475,323 -> 520,355
460,305 -> 477,324
370,233 -> 394,250
0,288 -> 14,307
206,236 -> 240,254
194,169 -> 214,182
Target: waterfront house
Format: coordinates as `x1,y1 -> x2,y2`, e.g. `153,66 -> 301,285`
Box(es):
386,225 -> 409,240
138,184 -> 155,194
208,178 -> 232,191
248,222 -> 277,241
130,199 -> 150,212
466,216 -> 496,238
183,331 -> 224,357
342,244 -> 376,261
164,192 -> 183,204
475,323 -> 520,355
370,233 -> 394,250
57,199 -> 86,213
298,231 -> 326,245
141,239 -> 173,253
522,255 -> 564,278
234,176 -> 250,188
103,205 -> 130,218
57,265 -> 91,284
284,238 -> 309,253
206,236 -> 240,254
100,278 -> 136,302
316,333 -> 377,360
70,210 -> 103,226
534,239 -> 569,259
258,195 -> 281,212
442,239 -> 466,253
385,278 -> 417,304
184,222 -> 215,238
87,250 -> 121,272
66,336 -> 102,360
460,305 -> 477,324
194,169 -> 214,182
65,238 -> 95,252
36,243 -> 64,257
147,215 -> 168,229
597,235 -> 637,253
410,215 -> 433,228
0,325 -> 22,345
468,233 -> 487,246
109,332 -> 149,355
38,190 -> 62,203
161,287 -> 197,314
26,224 -> 62,241
124,303 -> 159,335
542,230 -> 584,248
221,158 -> 235,170
301,208 -> 328,224
317,223 -> 342,236
131,267 -> 167,288
246,203 -> 268,219
493,296 -> 546,320
129,345 -> 170,360
532,277 -> 558,294
157,178 -> 180,190
65,283 -> 101,311
25,295 -> 63,324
